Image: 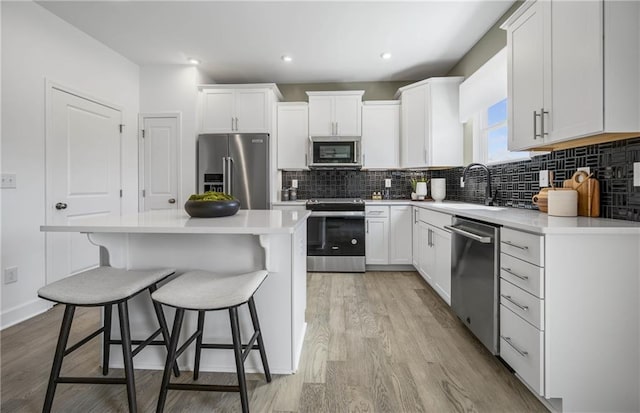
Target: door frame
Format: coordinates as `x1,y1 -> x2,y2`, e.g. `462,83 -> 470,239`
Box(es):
137,112 -> 182,212
44,79 -> 124,283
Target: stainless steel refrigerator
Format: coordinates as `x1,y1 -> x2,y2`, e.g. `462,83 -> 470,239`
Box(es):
197,134 -> 270,209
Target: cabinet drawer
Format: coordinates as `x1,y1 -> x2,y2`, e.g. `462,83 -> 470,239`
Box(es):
500,253 -> 544,298
501,228 -> 544,266
500,279 -> 544,330
418,208 -> 451,230
365,206 -> 389,218
500,305 -> 544,396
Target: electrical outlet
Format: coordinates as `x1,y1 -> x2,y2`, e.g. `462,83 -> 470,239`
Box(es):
460,177 -> 465,188
634,162 -> 640,187
577,167 -> 591,175
1,173 -> 16,189
291,179 -> 298,189
385,178 -> 391,188
4,267 -> 18,284
539,170 -> 549,187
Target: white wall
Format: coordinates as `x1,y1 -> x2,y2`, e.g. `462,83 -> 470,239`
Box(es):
1,2 -> 140,328
139,66 -> 211,203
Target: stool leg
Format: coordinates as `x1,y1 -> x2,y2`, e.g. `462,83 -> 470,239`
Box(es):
118,301 -> 137,413
193,311 -> 205,380
102,304 -> 112,376
229,307 -> 249,413
43,305 -> 75,413
157,308 -> 184,413
149,285 -> 180,378
247,297 -> 271,383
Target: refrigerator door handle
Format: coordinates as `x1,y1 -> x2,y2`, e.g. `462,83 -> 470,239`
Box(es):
222,157 -> 228,193
227,156 -> 233,195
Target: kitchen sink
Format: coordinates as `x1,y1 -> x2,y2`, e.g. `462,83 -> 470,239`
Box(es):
428,203 -> 506,211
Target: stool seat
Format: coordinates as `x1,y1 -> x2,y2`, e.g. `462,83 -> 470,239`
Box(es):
38,266 -> 175,305
152,270 -> 268,310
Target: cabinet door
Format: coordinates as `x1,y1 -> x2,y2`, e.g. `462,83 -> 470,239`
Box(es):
418,222 -> 434,285
308,96 -> 334,136
201,89 -> 235,132
507,1 -> 545,151
545,1 -> 603,142
433,229 -> 452,305
366,218 -> 389,265
235,89 -> 269,133
362,104 -> 399,169
389,206 -> 412,264
400,86 -> 427,168
333,95 -> 362,136
412,208 -> 420,268
277,104 -> 309,169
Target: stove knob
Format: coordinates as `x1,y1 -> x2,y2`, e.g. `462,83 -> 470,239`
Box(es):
351,239 -> 358,245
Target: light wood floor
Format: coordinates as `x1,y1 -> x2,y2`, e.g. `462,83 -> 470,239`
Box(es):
1,272 -> 547,412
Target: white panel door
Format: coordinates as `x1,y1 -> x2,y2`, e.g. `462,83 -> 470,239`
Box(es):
201,89 -> 234,132
142,116 -> 179,211
433,229 -> 452,304
362,103 -> 399,169
333,95 -> 361,136
308,96 -> 334,136
400,86 -> 427,168
389,206 -> 413,265
235,89 -> 269,133
277,104 -> 309,169
47,88 -> 121,283
365,218 -> 389,265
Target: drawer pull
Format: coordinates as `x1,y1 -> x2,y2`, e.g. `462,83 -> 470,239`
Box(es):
501,336 -> 529,357
368,211 -> 385,215
503,240 -> 529,250
501,294 -> 529,311
501,267 -> 529,281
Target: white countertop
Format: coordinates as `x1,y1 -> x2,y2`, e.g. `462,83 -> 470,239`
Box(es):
41,209 -> 310,235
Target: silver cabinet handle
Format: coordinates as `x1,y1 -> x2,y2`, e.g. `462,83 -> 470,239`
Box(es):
366,220 -> 369,233
368,210 -> 385,215
335,121 -> 339,135
533,110 -> 539,139
501,294 -> 529,311
231,117 -> 235,131
414,209 -> 418,224
428,228 -> 432,247
501,267 -> 529,281
235,117 -> 239,131
541,108 -> 548,137
305,153 -> 308,167
222,157 -> 228,193
501,336 -> 529,357
503,240 -> 529,250
363,153 -> 366,166
168,198 -> 176,204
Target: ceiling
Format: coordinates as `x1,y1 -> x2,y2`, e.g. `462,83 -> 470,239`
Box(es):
38,1 -> 514,84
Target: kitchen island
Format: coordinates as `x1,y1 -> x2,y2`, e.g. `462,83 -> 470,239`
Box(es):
41,209 -> 309,374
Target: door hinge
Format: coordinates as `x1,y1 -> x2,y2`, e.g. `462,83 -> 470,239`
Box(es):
119,189 -> 123,197
141,129 -> 145,138
142,189 -> 146,197
119,124 -> 125,133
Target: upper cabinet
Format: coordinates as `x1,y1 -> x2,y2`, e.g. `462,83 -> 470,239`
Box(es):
277,103 -> 309,170
502,0 -> 640,151
307,91 -> 364,136
199,84 -> 282,133
396,77 -> 464,168
361,101 -> 400,169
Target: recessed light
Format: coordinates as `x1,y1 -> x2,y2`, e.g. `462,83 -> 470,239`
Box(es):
380,52 -> 392,60
188,58 -> 201,65
281,55 -> 293,62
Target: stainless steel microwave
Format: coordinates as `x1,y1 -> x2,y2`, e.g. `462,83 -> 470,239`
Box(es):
308,136 -> 362,169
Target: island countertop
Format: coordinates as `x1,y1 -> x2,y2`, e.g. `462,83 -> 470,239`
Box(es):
41,209 -> 310,235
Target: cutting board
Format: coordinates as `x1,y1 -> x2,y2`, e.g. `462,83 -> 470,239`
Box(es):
563,172 -> 600,217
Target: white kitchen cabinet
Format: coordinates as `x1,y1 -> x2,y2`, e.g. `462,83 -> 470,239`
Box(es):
365,206 -> 389,265
389,205 -> 412,264
277,103 -> 308,170
307,91 -> 364,136
502,0 -> 640,151
431,227 -> 451,304
199,84 -> 282,133
396,77 -> 463,168
361,101 -> 400,169
412,207 -> 420,269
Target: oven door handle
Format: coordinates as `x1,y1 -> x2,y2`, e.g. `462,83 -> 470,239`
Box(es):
309,211 -> 365,217
445,225 -> 492,243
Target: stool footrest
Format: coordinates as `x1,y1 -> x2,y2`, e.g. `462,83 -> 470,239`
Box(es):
167,383 -> 240,393
57,376 -> 127,385
175,330 -> 202,359
64,327 -> 105,356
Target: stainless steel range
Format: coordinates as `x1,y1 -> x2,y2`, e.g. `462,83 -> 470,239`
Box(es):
306,198 -> 365,272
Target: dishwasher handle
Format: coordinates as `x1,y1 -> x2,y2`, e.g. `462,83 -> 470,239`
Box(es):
445,225 -> 493,244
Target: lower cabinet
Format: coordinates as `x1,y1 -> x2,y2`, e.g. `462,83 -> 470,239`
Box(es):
389,205 -> 412,264
366,205 -> 413,266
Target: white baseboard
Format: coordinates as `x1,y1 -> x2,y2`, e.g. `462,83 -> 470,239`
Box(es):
1,298 -> 53,330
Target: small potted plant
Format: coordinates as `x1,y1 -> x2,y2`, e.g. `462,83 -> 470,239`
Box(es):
410,177 -> 429,200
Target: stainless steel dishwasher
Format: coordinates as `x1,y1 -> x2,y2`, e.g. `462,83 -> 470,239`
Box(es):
446,217 -> 500,355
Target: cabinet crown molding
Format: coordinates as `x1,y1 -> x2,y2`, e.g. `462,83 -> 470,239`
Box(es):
500,0 -> 537,30
306,90 -> 365,97
198,83 -> 283,100
394,76 -> 464,99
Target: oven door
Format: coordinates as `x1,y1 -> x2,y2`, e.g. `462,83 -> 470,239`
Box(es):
307,212 -> 365,257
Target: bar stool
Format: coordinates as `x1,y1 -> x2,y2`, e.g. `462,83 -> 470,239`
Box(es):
151,270 -> 271,413
37,266 -> 180,413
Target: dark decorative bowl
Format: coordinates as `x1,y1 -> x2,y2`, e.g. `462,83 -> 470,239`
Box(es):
184,199 -> 240,218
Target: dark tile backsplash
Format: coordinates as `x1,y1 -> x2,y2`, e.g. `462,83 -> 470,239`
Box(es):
282,136 -> 640,222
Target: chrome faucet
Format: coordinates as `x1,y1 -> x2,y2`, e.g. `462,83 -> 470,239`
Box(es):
462,163 -> 497,206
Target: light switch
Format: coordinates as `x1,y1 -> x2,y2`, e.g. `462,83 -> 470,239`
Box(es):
291,179 -> 298,189
1,173 -> 16,189
577,167 -> 591,175
539,170 -> 549,187
385,179 -> 391,188
634,162 -> 640,187
460,177 -> 464,188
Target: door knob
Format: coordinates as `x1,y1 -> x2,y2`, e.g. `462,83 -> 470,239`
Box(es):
55,202 -> 68,210
168,198 -> 176,204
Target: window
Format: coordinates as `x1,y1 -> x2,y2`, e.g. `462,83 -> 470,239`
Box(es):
473,99 -> 529,164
